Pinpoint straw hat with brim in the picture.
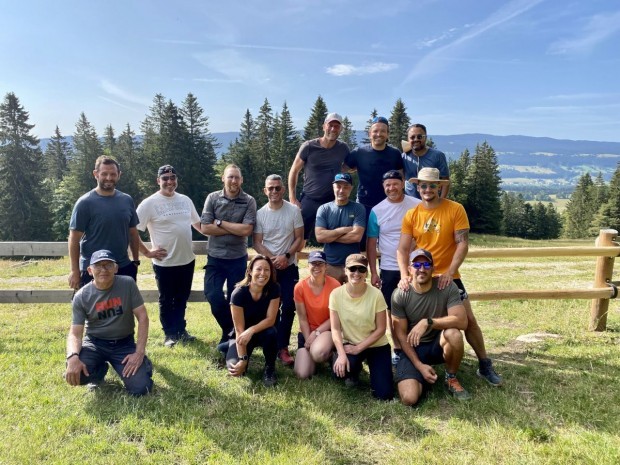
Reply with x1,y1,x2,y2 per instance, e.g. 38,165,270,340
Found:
409,167,450,185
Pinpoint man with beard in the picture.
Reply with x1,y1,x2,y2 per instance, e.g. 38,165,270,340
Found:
288,112,350,247
68,156,140,290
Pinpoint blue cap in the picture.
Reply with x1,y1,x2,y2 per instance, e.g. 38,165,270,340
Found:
372,116,389,127
90,249,117,265
333,173,353,185
308,250,326,263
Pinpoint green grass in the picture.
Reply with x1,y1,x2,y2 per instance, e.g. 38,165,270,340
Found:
1,236,619,464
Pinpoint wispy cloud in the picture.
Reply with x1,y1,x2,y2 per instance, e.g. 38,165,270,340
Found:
99,79,151,106
98,96,142,112
232,43,401,57
326,62,399,76
546,92,620,101
401,0,544,83
152,38,203,45
193,49,272,86
548,11,620,55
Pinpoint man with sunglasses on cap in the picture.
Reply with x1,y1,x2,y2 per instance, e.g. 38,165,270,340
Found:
366,170,420,365
401,124,450,199
396,167,503,387
344,116,404,251
253,174,304,366
65,249,153,395
136,165,203,348
315,173,366,284
288,112,350,247
391,249,469,404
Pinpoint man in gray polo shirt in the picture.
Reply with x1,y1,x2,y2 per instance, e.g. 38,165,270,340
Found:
201,164,257,345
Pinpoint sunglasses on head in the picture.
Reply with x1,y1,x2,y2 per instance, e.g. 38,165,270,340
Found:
411,261,432,269
160,175,177,182
347,265,367,273
266,186,282,192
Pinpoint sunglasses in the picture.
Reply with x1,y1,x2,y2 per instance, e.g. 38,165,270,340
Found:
411,261,432,269
409,134,426,140
160,175,177,182
266,186,282,192
347,265,367,274
418,183,438,190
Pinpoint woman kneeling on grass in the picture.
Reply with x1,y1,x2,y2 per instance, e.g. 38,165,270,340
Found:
226,254,281,387
329,254,394,400
293,250,342,379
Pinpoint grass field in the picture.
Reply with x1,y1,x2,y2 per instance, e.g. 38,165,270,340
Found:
1,235,619,464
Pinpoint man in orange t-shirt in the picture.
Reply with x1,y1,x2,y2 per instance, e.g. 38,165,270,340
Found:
396,168,502,387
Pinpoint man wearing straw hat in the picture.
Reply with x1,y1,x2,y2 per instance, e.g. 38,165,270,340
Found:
396,167,503,387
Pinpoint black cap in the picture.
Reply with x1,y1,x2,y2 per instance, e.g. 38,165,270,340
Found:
158,165,176,176
382,170,403,181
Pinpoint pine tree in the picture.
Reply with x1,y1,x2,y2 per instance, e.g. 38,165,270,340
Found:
102,124,116,158
44,126,71,184
180,93,220,207
253,98,274,184
140,94,168,179
501,192,525,237
544,202,563,239
115,124,142,202
590,163,620,233
0,92,51,240
563,173,595,238
271,102,301,181
463,142,502,234
303,95,328,140
388,98,411,148
340,116,357,150
223,110,259,200
447,149,470,206
361,109,378,145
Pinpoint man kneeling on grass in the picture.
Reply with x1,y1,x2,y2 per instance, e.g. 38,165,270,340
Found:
64,250,153,395
391,249,469,405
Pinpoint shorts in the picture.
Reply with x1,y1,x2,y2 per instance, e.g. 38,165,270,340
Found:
453,278,469,301
395,331,445,384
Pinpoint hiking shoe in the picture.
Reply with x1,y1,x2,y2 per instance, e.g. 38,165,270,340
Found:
262,366,277,387
477,358,503,386
86,382,100,392
445,375,471,401
179,330,197,344
164,336,177,348
277,348,294,366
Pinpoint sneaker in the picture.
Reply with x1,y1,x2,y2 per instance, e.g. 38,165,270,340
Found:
262,366,277,387
277,348,294,366
179,330,196,344
86,382,100,392
164,336,177,348
391,350,401,367
445,375,471,401
477,358,503,387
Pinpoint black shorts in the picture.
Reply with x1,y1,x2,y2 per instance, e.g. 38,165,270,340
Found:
452,278,469,301
395,332,445,384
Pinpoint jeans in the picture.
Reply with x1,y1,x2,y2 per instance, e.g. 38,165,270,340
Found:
380,269,401,310
225,326,278,369
339,343,394,400
275,264,299,350
153,260,195,337
80,262,138,288
300,193,332,241
78,335,153,396
204,254,248,343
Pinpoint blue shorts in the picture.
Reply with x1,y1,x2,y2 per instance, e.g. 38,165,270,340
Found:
395,331,445,384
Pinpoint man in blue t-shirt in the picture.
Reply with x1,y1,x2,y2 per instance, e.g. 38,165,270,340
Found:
315,173,366,283
68,156,141,290
401,123,450,199
345,116,403,250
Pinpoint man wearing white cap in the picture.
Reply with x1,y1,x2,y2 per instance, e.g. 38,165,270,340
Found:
288,112,350,246
396,167,503,387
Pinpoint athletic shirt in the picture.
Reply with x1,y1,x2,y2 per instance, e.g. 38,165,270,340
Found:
298,138,350,201
294,276,341,331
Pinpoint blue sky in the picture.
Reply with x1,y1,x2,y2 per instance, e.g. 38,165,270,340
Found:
2,0,619,142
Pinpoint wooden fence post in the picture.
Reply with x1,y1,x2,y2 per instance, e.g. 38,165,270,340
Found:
589,229,618,331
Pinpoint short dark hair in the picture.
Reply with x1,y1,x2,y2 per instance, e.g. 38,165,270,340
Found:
95,156,120,172
407,123,427,134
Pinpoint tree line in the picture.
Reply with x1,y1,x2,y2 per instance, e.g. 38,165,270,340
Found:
1,91,618,243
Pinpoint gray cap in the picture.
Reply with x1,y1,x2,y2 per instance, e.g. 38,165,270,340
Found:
410,248,433,264
324,112,343,124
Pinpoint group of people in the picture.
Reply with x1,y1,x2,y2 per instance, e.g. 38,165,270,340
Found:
64,112,502,405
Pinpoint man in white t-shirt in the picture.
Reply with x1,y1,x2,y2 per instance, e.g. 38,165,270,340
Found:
136,165,203,347
366,170,421,364
253,174,304,366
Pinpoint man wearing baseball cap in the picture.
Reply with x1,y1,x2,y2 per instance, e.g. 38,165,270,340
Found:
391,249,469,404
136,165,204,348
397,167,503,387
288,112,350,247
315,173,366,283
64,249,153,395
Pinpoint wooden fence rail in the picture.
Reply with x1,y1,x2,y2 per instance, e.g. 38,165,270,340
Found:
1,229,618,330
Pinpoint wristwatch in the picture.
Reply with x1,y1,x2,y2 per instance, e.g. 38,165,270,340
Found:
132,260,141,266
285,252,291,259
66,352,79,360
238,354,249,361
427,317,433,327
215,219,222,227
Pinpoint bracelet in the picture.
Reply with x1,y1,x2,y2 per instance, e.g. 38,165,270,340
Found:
66,352,79,360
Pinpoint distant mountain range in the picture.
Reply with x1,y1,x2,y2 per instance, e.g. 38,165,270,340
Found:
40,132,620,188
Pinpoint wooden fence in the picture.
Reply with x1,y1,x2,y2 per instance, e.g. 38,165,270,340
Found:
1,229,618,330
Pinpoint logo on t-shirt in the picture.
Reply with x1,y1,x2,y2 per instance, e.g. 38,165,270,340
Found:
95,297,124,320
423,218,440,234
